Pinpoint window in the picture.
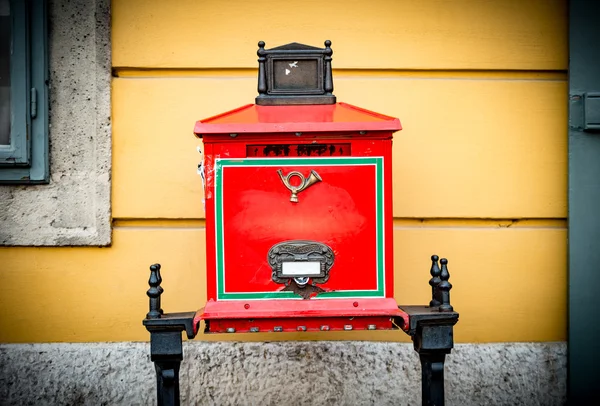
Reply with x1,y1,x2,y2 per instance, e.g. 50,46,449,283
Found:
0,0,48,183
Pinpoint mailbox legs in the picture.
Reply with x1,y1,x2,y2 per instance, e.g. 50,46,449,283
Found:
143,259,458,406
153,357,182,406
399,255,459,406
398,311,458,406
419,352,447,406
143,264,198,406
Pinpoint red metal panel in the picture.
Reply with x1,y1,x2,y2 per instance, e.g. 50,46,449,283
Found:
198,298,409,333
383,140,395,298
194,103,401,136
206,316,398,333
202,136,395,301
196,104,401,332
201,298,404,318
203,142,218,301
199,103,399,328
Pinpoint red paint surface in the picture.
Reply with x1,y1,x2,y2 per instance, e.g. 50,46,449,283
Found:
206,317,397,333
194,103,401,136
198,298,409,333
220,163,379,294
202,298,404,318
198,102,400,319
203,138,395,301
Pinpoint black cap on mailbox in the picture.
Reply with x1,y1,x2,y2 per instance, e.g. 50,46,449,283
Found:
256,40,336,106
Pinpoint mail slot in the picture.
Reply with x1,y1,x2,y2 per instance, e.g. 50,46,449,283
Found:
193,41,406,333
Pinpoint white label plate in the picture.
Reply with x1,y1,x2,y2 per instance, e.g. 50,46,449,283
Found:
281,261,321,276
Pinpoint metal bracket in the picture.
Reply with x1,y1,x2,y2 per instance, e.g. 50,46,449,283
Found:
570,92,600,132
584,92,600,131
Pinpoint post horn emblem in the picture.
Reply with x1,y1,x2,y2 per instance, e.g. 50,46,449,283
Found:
277,169,322,202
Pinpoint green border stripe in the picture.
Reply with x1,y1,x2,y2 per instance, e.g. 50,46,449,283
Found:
215,159,225,297
220,157,380,167
215,157,385,300
376,157,385,291
219,290,384,300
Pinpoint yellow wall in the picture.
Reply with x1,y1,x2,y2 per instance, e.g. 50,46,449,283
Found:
0,0,568,343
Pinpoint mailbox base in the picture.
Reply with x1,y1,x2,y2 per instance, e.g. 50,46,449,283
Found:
143,257,459,406
198,298,409,333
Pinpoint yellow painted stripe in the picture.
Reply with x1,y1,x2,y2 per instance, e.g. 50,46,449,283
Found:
393,218,567,229
112,218,566,229
114,68,258,78
112,77,567,219
393,227,567,343
0,227,565,343
112,0,567,70
113,219,206,228
114,68,567,82
337,70,567,81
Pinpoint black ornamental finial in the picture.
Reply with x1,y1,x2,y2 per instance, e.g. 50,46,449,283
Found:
438,258,453,312
324,40,333,94
146,264,163,319
257,41,267,95
429,255,441,307
155,263,164,314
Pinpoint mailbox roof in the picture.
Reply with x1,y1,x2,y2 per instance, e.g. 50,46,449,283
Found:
194,102,401,137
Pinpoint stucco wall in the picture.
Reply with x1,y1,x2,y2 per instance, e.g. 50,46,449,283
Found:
0,0,111,246
0,0,568,342
0,0,568,345
0,1,570,403
0,342,566,405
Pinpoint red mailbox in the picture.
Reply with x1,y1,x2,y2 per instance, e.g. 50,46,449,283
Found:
144,41,458,406
194,41,406,333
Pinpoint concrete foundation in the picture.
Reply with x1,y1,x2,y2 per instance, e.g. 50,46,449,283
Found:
0,341,566,405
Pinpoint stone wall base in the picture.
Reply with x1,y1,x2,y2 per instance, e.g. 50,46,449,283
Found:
0,341,566,405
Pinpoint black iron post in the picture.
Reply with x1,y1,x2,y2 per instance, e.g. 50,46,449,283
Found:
399,255,459,406
143,264,198,406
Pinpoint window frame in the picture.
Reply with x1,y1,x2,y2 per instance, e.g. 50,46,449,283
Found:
0,0,48,183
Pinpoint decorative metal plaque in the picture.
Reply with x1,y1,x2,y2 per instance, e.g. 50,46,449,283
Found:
268,240,334,285
255,41,336,105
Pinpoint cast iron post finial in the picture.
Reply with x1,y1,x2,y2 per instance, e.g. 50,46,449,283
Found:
429,254,441,307
146,263,163,319
324,40,334,94
257,41,267,95
155,263,164,315
438,258,453,312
